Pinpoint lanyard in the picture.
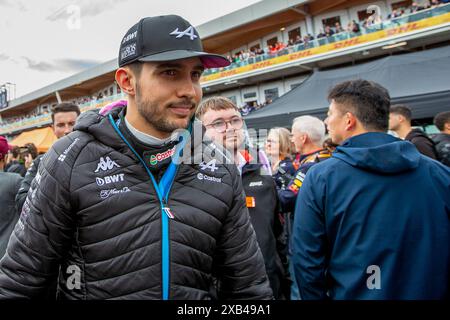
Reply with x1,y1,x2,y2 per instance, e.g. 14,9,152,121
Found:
109,114,189,300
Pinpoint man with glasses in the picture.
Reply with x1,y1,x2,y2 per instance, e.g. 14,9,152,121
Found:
196,96,287,299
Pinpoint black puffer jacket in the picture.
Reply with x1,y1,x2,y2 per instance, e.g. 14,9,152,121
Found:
433,133,450,167
405,128,438,160
241,163,286,299
0,108,272,300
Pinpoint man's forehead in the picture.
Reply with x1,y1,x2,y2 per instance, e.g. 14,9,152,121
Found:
206,109,240,120
151,57,204,69
54,111,78,119
328,100,342,112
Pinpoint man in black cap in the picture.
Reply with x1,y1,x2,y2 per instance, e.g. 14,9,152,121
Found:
0,15,272,300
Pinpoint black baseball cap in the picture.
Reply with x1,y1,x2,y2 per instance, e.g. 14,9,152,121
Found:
118,15,230,69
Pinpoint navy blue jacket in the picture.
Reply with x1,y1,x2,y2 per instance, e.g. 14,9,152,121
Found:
292,132,450,300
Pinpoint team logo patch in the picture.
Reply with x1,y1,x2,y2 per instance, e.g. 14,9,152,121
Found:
100,187,131,200
58,138,80,162
197,172,221,183
169,26,197,40
96,174,125,186
249,181,263,187
149,146,176,166
199,159,218,173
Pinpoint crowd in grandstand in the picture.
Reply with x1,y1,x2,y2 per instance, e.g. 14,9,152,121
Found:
221,0,449,69
0,90,119,131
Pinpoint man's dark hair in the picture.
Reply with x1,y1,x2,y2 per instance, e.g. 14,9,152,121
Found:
51,103,81,123
11,146,20,158
328,79,391,131
390,105,412,122
127,62,143,79
433,111,450,131
23,143,38,159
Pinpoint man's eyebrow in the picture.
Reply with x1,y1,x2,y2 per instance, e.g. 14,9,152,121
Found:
211,116,240,123
155,63,205,72
194,65,205,73
155,63,183,70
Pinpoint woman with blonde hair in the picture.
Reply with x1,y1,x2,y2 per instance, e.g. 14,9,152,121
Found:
265,127,296,190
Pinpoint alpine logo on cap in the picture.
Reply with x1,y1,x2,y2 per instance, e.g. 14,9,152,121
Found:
169,26,197,40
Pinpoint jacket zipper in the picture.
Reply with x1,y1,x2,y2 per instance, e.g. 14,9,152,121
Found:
109,114,179,301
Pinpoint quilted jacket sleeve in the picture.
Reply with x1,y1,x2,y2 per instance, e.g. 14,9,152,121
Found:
15,155,43,214
214,165,273,300
0,138,77,298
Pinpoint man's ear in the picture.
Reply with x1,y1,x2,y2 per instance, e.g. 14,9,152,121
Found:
302,133,308,144
345,112,358,131
115,67,137,96
445,122,450,131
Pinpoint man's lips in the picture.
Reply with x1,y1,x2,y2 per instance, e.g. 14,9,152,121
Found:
169,104,194,116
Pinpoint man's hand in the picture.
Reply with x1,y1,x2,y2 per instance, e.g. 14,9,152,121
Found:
5,151,12,165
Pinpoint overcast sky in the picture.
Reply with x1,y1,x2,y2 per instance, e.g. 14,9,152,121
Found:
0,0,261,98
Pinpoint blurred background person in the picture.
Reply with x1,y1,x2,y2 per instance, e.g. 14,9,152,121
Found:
0,136,23,259
265,127,296,189
4,147,25,176
277,115,331,300
293,79,450,300
5,143,38,177
433,111,450,167
15,103,80,213
265,127,296,298
197,96,287,299
389,105,438,160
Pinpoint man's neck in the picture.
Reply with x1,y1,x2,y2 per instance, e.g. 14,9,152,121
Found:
125,100,171,140
124,117,175,146
395,124,412,139
300,143,323,155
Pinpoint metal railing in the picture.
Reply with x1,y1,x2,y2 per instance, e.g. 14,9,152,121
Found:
202,4,450,77
0,93,126,135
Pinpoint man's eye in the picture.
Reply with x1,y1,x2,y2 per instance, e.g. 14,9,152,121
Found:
163,70,177,76
213,121,225,128
192,71,202,79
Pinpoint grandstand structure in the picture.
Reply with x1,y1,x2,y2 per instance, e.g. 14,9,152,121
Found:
1,0,450,138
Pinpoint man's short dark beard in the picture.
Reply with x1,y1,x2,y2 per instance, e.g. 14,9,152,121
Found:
135,83,191,134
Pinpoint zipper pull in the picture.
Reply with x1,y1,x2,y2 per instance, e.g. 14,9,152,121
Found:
162,206,174,219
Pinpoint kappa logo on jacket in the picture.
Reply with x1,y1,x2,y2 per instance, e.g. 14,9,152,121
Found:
95,156,121,173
